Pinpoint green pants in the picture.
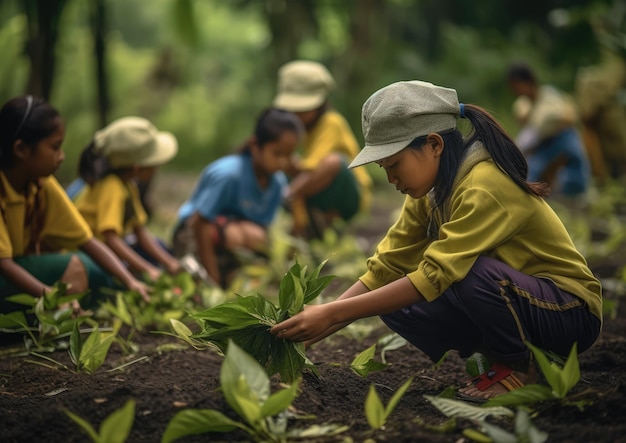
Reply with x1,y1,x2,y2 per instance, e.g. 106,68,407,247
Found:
307,158,360,221
0,252,115,314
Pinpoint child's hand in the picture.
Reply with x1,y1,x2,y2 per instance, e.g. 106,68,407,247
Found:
128,279,151,303
166,260,183,276
270,305,332,342
146,267,162,283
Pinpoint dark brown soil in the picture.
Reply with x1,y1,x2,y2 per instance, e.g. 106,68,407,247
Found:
2,185,626,443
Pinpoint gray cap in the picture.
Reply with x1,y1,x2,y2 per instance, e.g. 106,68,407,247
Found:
349,80,460,168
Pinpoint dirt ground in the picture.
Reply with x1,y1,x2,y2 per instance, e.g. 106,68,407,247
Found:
1,177,626,443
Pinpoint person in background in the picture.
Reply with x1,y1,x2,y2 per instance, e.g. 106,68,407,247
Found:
273,60,372,238
271,80,602,402
172,108,303,288
576,11,626,182
0,96,150,314
74,117,181,283
507,62,591,199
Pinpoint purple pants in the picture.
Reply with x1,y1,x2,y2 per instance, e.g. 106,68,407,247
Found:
380,256,601,367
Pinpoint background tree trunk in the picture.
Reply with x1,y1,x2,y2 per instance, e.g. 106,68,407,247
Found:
91,0,109,127
23,0,68,99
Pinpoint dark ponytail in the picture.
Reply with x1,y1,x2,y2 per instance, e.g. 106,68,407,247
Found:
78,142,111,184
463,104,548,197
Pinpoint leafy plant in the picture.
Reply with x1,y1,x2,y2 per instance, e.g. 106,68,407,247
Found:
65,398,135,443
484,341,584,409
365,377,413,430
2,282,87,351
467,408,548,443
178,259,333,382
424,395,514,422
162,340,348,443
99,272,203,333
69,319,120,374
378,332,408,364
350,343,389,377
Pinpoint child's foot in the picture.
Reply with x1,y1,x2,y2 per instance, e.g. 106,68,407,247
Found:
457,363,537,402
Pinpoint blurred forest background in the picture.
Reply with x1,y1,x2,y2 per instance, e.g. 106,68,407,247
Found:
0,0,619,184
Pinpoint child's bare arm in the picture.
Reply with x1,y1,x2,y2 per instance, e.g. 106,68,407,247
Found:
134,227,181,275
0,257,50,297
101,230,161,282
80,238,151,301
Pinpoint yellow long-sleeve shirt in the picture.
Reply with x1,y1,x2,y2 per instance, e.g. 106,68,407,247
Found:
360,145,602,321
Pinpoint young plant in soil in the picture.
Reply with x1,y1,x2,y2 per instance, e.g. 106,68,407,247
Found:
68,319,120,374
365,377,413,430
99,272,205,334
162,340,348,443
65,398,135,443
0,282,88,351
177,259,333,382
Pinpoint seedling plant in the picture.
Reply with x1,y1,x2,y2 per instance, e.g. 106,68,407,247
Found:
173,259,333,382
162,340,348,443
0,282,88,351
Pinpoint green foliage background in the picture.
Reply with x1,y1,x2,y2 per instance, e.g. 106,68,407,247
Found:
0,0,614,184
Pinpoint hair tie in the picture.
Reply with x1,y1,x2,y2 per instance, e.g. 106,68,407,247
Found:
13,95,34,141
459,103,466,119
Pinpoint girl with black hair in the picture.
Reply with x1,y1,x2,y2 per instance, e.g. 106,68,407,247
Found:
271,80,602,402
0,96,150,314
172,108,303,288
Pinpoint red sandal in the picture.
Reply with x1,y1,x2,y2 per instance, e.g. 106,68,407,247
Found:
457,363,527,403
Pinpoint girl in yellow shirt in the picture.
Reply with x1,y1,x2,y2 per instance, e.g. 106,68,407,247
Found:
0,96,149,314
74,117,181,283
271,80,602,402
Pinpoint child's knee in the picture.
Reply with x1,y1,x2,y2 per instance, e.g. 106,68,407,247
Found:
61,255,89,294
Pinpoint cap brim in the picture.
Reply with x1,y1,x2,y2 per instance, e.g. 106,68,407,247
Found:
140,131,178,167
348,138,413,168
273,93,326,112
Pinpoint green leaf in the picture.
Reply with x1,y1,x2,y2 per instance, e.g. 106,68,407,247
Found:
69,322,83,369
0,311,28,328
99,399,135,443
5,293,36,307
287,423,350,439
260,381,300,418
351,343,376,367
114,293,133,326
65,409,99,442
365,385,386,429
79,329,116,374
350,344,389,377
526,341,579,398
513,408,549,443
170,318,193,338
559,343,581,396
287,274,305,316
161,409,243,443
232,381,263,424
385,377,413,418
465,353,490,378
424,395,514,420
221,341,270,418
278,267,297,315
378,333,407,364
482,384,555,407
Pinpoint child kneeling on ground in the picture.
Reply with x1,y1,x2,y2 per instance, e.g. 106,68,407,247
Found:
0,96,150,315
271,80,602,402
